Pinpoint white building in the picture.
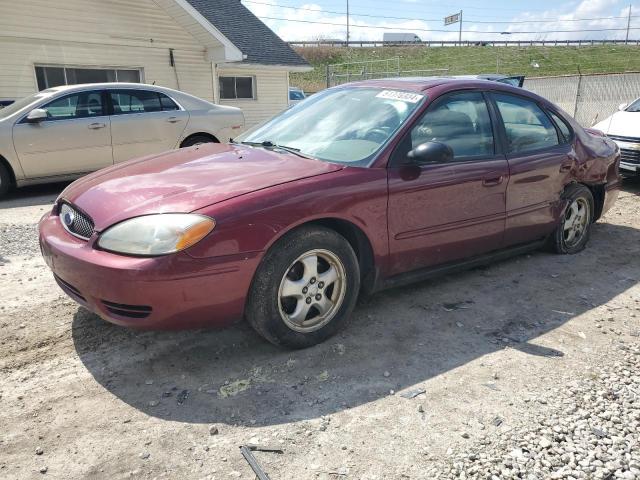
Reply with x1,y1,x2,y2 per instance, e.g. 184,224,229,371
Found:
0,0,311,129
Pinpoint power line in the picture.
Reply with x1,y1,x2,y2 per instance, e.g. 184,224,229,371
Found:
311,0,556,14
257,15,640,34
243,0,636,25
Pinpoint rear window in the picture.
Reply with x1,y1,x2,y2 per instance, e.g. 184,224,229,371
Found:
494,93,560,154
110,90,179,114
547,110,573,142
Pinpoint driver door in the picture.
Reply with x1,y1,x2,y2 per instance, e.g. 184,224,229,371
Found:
387,90,509,275
13,90,113,178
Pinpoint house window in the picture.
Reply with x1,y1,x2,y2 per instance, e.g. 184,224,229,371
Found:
219,76,255,100
35,66,142,91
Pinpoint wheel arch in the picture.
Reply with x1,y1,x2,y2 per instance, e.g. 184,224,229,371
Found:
565,181,605,222
584,183,605,222
0,153,17,188
309,218,377,294
179,132,219,147
261,217,378,295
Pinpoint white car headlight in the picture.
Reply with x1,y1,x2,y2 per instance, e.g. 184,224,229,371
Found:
97,214,215,256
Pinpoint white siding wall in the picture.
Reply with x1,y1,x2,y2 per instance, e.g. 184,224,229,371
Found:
0,0,215,100
217,67,289,129
0,0,294,130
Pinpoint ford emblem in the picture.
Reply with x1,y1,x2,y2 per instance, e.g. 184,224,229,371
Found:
63,209,75,227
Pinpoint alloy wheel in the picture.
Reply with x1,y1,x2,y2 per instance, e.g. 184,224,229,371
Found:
563,197,590,248
277,249,347,333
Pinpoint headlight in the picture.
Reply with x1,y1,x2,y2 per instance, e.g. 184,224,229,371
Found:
97,214,215,256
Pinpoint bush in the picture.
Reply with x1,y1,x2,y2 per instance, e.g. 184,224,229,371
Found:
294,46,343,65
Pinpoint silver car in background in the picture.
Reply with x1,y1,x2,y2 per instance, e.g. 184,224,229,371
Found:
0,83,244,197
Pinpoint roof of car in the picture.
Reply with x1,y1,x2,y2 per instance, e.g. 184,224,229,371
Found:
45,83,175,92
345,77,515,92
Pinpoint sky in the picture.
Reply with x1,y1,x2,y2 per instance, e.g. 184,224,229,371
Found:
241,0,638,42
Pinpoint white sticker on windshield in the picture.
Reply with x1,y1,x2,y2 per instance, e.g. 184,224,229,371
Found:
376,90,424,103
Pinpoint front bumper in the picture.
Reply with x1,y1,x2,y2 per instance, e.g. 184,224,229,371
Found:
620,161,639,175
38,212,261,329
611,138,640,175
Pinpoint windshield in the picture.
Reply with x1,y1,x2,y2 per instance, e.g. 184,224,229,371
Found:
0,90,54,119
237,87,425,165
627,98,640,112
289,90,305,100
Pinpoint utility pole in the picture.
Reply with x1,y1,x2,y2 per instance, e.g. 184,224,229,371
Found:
459,10,463,46
346,0,350,45
626,4,632,45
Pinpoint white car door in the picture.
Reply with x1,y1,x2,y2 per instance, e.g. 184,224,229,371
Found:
108,89,189,163
12,90,113,178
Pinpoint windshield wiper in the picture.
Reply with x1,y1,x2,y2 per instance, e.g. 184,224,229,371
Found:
241,140,313,159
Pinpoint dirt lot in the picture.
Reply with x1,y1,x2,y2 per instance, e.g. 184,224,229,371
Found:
1,180,639,479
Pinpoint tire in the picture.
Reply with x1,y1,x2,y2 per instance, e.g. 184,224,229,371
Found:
0,162,12,198
246,226,360,349
180,135,215,148
549,183,594,254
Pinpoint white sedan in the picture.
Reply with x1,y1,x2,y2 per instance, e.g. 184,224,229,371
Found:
0,83,244,196
593,97,640,176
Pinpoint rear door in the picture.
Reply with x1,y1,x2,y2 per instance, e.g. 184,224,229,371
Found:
108,89,188,163
13,90,112,178
387,90,509,275
489,92,573,246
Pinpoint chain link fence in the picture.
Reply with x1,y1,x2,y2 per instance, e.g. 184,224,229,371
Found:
524,72,640,126
327,57,449,88
327,58,640,127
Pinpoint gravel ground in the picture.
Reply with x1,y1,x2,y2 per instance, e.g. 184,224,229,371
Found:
437,343,640,479
0,179,639,479
0,223,39,257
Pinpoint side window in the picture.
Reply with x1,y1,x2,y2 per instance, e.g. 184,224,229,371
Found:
494,93,560,154
109,90,165,115
409,91,495,161
547,110,572,142
159,94,179,111
42,91,104,120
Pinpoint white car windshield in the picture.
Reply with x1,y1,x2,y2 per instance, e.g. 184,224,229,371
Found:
236,87,425,166
627,98,640,112
0,90,54,119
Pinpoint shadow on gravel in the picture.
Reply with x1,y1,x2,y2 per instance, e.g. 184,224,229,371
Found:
621,175,640,195
71,218,640,427
0,181,69,209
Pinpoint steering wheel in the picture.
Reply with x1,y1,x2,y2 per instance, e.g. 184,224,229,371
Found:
364,128,389,143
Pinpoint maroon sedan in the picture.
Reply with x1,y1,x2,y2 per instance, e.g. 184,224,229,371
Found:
39,78,621,348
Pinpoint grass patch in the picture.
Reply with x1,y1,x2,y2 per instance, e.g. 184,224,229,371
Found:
291,45,640,93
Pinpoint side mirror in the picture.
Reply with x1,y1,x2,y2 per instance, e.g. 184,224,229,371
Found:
407,141,454,165
26,108,48,123
618,103,628,111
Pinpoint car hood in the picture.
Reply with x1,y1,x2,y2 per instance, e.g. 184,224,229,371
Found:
593,111,640,137
60,143,344,231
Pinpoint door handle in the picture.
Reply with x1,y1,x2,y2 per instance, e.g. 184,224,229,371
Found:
166,117,181,123
482,175,504,187
88,122,106,130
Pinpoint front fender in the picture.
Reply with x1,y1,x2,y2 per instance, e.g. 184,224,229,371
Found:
186,167,389,272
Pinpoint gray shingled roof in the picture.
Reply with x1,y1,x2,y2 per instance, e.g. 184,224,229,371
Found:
185,0,310,67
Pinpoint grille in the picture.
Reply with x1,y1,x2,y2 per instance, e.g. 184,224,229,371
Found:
101,300,152,319
59,203,94,240
620,148,640,165
608,134,640,143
